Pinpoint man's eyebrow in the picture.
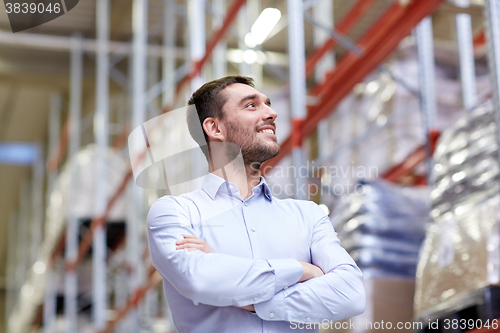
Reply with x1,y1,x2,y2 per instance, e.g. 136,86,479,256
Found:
238,94,258,105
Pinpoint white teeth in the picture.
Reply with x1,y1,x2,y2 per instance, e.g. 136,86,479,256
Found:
259,129,274,134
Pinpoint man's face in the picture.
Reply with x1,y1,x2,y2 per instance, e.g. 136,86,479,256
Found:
219,83,279,165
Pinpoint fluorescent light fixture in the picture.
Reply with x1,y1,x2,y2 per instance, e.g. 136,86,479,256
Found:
244,8,281,48
244,33,257,48
33,261,46,275
243,50,258,64
227,49,267,64
21,284,34,298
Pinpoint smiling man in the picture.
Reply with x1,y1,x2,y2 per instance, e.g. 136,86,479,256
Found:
147,76,365,333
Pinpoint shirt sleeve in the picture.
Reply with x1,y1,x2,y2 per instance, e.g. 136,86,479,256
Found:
147,196,304,307
253,202,366,323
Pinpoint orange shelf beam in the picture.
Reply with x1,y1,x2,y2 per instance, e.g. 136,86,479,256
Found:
263,0,445,174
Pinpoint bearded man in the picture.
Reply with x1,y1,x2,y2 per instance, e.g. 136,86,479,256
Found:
147,76,365,333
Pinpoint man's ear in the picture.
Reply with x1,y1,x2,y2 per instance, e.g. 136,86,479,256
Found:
203,117,224,141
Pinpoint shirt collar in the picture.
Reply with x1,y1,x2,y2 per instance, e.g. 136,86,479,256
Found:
202,173,272,202
258,178,273,201
202,173,226,200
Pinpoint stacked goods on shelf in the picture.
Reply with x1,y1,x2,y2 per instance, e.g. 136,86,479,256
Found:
314,44,492,207
331,180,429,279
44,144,128,258
325,180,429,333
414,102,500,324
7,145,128,333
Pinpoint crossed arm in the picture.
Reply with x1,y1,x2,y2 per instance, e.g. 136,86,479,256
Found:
147,196,365,323
176,234,325,312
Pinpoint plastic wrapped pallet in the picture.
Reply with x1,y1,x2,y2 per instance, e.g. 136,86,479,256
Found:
44,144,128,257
414,102,500,321
317,44,483,206
7,145,128,333
322,180,427,333
331,179,429,279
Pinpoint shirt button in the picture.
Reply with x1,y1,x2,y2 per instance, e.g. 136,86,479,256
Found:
229,185,233,190
251,227,256,232
253,297,258,302
284,286,288,289
269,312,274,318
306,317,311,321
244,201,248,206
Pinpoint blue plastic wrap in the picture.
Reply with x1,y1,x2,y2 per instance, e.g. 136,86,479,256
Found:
331,179,429,278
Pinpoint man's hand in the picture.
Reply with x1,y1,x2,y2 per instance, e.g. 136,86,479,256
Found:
235,262,323,313
176,235,213,253
175,237,321,311
298,261,324,282
236,304,255,312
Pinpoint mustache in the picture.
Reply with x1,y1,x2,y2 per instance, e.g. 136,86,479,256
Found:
256,121,277,130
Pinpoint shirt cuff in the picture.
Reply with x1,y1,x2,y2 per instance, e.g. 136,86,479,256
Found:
266,259,303,293
254,289,286,321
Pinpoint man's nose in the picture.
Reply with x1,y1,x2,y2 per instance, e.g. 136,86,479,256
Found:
263,105,278,121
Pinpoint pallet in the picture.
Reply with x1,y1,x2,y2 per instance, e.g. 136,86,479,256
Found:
417,286,500,333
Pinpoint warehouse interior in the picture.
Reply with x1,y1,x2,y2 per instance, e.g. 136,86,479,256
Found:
1,0,500,332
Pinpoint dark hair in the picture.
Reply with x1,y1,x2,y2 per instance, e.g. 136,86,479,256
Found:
187,76,254,159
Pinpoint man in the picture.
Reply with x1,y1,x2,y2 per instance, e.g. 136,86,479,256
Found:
147,76,365,333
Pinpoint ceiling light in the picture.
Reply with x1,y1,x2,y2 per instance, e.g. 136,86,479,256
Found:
244,8,281,47
33,261,46,275
243,50,258,64
226,49,244,63
21,284,33,298
244,33,257,48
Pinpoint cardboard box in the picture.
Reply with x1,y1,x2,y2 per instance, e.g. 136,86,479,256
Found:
321,278,416,333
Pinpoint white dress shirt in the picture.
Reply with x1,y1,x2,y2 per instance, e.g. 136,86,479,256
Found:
147,173,365,333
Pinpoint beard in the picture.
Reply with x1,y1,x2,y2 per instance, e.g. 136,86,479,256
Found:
224,119,280,167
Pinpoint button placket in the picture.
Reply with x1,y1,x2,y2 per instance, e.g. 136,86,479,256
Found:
240,202,257,259
263,317,274,333
241,199,262,259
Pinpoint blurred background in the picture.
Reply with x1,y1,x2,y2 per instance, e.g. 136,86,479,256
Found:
1,0,499,332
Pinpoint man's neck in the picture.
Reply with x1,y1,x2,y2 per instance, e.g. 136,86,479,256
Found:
207,143,264,199
211,163,262,200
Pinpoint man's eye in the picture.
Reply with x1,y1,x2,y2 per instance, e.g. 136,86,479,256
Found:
247,103,255,108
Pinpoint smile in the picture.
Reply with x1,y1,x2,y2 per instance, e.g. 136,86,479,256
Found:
258,129,275,134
